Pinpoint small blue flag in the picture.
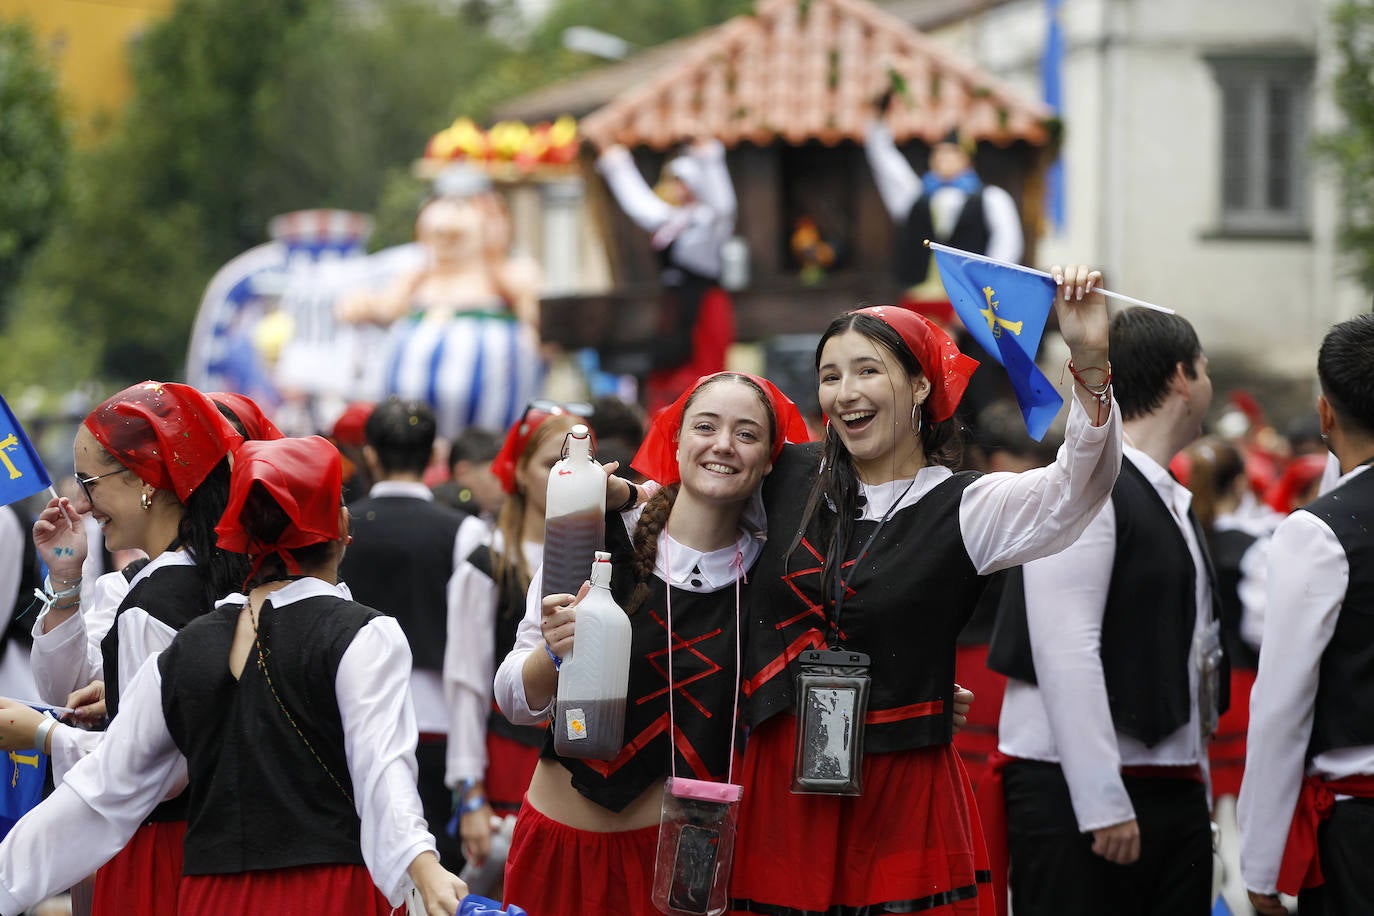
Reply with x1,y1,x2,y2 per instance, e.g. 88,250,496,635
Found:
932,248,1063,440
0,396,51,508
0,735,49,840
460,896,527,916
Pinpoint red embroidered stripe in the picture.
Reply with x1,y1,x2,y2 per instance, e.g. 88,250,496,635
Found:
865,700,943,725
742,629,825,697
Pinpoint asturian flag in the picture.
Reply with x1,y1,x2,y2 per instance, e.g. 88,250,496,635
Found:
0,396,51,508
932,247,1063,440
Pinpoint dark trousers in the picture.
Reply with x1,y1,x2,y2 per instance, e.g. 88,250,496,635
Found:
1003,759,1212,916
416,738,465,870
1296,799,1374,916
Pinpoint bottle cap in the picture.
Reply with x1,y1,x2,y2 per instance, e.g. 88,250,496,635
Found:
595,550,611,562
570,424,589,439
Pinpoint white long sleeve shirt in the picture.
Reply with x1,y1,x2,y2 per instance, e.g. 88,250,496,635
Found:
0,577,435,912
862,120,1023,266
596,140,736,280
999,446,1212,832
1238,463,1374,896
442,514,543,787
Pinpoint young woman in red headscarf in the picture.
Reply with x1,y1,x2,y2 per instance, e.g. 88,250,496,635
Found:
0,381,249,916
441,403,587,892
729,268,1122,916
0,436,469,916
493,372,810,916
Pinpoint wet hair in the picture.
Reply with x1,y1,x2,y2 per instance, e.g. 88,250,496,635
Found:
177,458,252,608
238,480,337,590
1318,314,1374,436
1108,308,1202,421
491,412,583,603
364,397,437,475
783,313,962,584
624,373,776,615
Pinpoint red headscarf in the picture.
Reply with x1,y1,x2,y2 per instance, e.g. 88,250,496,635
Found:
215,437,343,580
491,405,589,495
331,402,374,448
208,392,284,441
632,372,811,486
853,305,979,423
84,381,243,503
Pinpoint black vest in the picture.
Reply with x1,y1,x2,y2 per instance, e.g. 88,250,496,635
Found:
467,543,547,749
896,189,991,287
989,458,1226,747
1211,527,1261,671
160,594,379,875
1304,468,1374,759
744,443,985,753
548,510,745,812
340,495,463,671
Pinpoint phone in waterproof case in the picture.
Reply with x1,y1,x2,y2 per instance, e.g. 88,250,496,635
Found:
791,648,871,795
667,824,721,914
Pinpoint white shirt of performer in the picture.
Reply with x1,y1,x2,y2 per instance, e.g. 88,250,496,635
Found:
1237,463,1374,896
999,445,1214,833
0,578,435,913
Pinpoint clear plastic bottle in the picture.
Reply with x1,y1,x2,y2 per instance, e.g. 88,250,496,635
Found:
541,423,606,601
554,551,632,760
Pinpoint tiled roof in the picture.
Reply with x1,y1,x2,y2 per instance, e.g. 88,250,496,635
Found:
575,0,1052,151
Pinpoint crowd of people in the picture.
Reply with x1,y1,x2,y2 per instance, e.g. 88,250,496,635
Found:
0,125,1368,916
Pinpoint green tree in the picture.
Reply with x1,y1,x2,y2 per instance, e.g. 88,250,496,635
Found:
0,20,66,321
1319,2,1374,293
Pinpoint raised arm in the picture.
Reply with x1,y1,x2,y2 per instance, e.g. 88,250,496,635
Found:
862,120,921,222
597,145,675,233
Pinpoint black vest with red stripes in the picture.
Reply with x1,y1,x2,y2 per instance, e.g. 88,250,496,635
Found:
743,443,985,754
466,543,547,749
161,594,379,875
988,457,1227,747
340,494,463,671
1304,467,1374,759
548,510,745,812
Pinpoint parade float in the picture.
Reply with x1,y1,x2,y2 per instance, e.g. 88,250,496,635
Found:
186,117,581,438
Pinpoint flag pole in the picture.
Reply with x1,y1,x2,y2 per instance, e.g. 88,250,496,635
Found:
924,240,1176,315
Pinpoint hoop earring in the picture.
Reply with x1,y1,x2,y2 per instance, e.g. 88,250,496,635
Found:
140,490,153,511
910,404,923,438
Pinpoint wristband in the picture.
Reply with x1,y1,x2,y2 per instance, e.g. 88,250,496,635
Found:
612,481,640,514
545,641,563,670
34,715,59,752
459,793,488,815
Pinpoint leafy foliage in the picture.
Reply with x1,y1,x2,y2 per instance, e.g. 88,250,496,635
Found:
1318,2,1374,292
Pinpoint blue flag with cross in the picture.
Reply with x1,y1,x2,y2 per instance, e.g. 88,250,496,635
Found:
931,246,1064,441
0,395,52,508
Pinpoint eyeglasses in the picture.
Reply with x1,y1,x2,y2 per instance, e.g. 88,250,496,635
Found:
74,467,129,502
517,399,593,435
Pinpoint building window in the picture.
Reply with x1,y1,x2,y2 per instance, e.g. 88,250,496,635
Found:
1208,55,1313,235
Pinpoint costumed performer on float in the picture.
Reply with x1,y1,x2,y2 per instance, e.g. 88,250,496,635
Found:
336,165,544,440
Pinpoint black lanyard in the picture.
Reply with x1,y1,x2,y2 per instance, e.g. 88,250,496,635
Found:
828,477,917,646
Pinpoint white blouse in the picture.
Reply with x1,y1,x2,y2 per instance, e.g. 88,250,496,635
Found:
0,578,436,912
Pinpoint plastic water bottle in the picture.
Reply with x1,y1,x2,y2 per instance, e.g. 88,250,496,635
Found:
541,424,605,600
554,551,632,760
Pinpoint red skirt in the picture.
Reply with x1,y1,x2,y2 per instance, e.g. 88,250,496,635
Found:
179,863,391,915
486,732,542,815
503,796,661,916
92,820,186,916
951,644,1007,789
730,714,995,915
1209,667,1256,799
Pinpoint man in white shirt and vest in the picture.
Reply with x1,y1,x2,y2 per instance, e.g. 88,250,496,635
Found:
1238,314,1374,916
987,307,1221,915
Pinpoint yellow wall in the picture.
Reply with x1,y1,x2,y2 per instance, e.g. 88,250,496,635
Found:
0,0,176,143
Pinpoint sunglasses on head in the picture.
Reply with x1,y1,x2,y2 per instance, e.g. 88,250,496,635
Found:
518,399,593,434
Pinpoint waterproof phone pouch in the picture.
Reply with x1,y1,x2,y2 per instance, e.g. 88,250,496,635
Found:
652,777,743,916
1195,619,1224,739
791,648,871,795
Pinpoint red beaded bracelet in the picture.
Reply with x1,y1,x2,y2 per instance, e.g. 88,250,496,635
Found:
1067,359,1113,425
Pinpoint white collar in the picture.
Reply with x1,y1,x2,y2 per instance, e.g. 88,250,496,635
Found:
215,577,352,610
656,529,759,591
368,481,434,501
127,549,195,588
